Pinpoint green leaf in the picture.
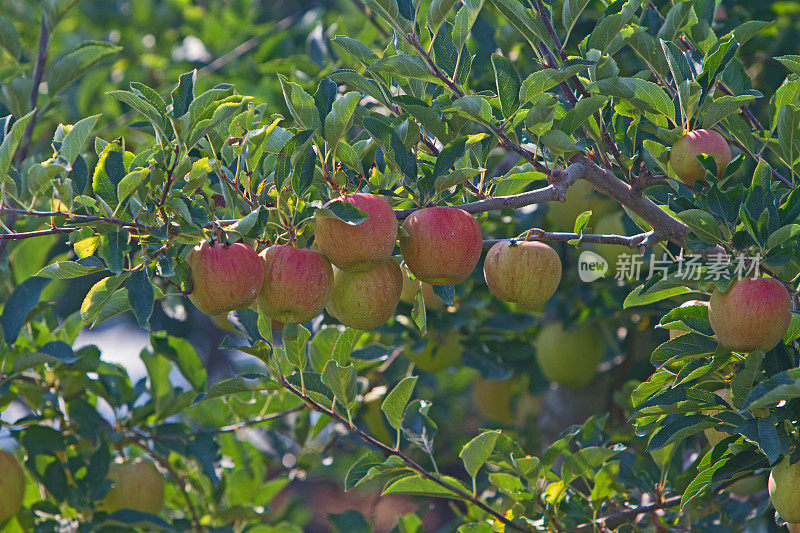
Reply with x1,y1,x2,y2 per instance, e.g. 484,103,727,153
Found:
12,341,81,373
321,359,358,409
98,229,130,275
315,201,370,225
292,145,316,198
345,452,386,491
0,277,50,344
777,104,800,163
562,0,591,42
383,474,470,500
700,93,761,129
434,168,482,193
80,274,131,326
742,368,800,411
460,430,501,479
195,374,279,404
151,332,208,390
60,114,101,165
586,0,640,54
777,55,800,76
519,62,594,107
278,75,320,130
676,209,722,243
127,268,154,330
333,327,363,365
0,15,22,59
767,224,800,250
540,130,579,156
0,110,34,181
657,1,697,42
92,142,125,207
560,95,608,135
284,324,311,370
331,37,379,67
325,92,361,148
452,0,486,52
647,414,717,451
623,285,692,308
170,70,196,118
402,399,437,455
491,54,520,118
47,42,121,97
411,287,426,334
35,257,107,279
381,376,418,430
596,77,675,124
106,90,167,139
368,55,445,87
117,168,150,203
428,0,459,33
446,95,493,123
488,0,550,51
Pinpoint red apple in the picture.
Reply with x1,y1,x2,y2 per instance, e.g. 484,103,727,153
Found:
0,450,25,523
257,245,333,324
709,278,791,352
326,258,402,330
104,458,164,515
483,240,561,306
670,129,732,186
187,241,264,316
314,193,398,270
399,207,483,285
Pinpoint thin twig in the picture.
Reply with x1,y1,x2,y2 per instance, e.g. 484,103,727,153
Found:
569,495,681,532
277,376,530,532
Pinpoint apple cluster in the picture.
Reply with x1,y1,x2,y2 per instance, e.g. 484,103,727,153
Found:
186,192,564,332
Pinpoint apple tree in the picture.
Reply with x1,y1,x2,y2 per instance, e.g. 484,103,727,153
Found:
1,0,800,531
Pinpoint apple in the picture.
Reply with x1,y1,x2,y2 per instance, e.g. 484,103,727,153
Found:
187,241,264,316
104,458,164,515
788,524,800,533
0,450,25,523
726,474,766,497
314,193,398,270
400,207,483,285
670,129,732,186
592,212,632,271
484,240,561,307
407,333,463,372
325,258,403,330
257,245,333,324
472,376,514,423
769,455,800,523
709,277,791,352
534,322,603,388
400,269,447,310
549,179,616,230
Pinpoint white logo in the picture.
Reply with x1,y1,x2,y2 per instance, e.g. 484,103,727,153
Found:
579,251,608,282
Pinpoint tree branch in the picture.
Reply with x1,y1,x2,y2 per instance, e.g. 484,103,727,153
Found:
483,229,655,248
277,376,530,532
0,207,147,229
569,495,681,531
0,227,75,240
17,12,49,164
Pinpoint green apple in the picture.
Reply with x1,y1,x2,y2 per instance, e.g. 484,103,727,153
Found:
400,268,447,310
549,179,615,230
534,322,603,388
104,458,164,515
0,450,25,523
472,376,514,423
407,333,463,372
769,455,800,523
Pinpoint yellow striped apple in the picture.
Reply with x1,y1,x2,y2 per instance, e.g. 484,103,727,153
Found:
400,206,483,285
314,193,398,270
326,258,402,330
187,241,264,316
708,278,791,352
257,245,333,324
670,129,732,186
483,240,561,307
769,455,800,523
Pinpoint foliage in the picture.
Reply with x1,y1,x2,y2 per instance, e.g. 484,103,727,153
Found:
1,0,800,531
